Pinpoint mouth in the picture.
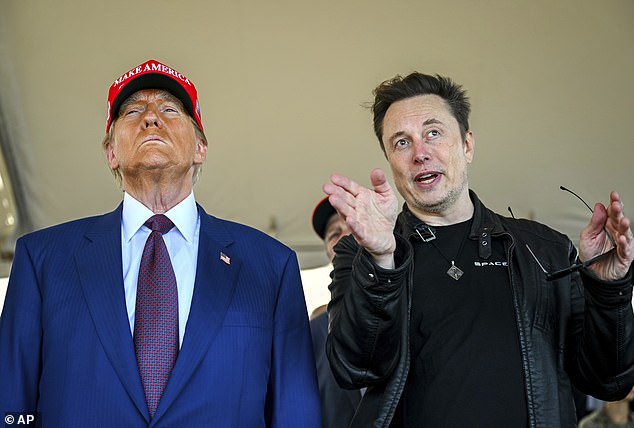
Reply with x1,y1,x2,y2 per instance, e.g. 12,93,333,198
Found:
415,172,440,184
141,135,166,145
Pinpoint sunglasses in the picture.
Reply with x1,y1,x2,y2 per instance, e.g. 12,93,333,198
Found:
511,186,616,281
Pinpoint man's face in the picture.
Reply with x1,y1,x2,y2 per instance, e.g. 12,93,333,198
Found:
105,89,206,185
382,94,474,220
324,213,350,261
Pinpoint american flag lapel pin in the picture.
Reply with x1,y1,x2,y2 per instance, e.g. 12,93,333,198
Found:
220,251,231,265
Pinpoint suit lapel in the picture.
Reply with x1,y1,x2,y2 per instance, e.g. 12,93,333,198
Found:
154,206,241,421
75,205,149,421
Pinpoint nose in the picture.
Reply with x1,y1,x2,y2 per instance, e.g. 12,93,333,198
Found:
413,139,430,164
142,105,162,129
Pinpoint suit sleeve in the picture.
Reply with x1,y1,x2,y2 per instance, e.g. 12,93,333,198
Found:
0,238,42,413
264,250,321,428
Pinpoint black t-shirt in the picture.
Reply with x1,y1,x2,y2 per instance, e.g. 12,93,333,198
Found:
399,219,528,427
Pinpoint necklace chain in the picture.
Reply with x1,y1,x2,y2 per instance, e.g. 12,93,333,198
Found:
415,224,469,281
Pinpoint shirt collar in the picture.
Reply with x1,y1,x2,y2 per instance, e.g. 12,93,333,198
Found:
122,192,198,243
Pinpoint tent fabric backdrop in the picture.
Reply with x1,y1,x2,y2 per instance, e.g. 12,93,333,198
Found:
0,0,632,276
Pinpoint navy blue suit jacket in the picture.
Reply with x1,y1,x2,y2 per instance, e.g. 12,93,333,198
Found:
0,204,321,427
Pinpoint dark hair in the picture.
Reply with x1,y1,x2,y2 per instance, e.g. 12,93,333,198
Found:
372,72,471,153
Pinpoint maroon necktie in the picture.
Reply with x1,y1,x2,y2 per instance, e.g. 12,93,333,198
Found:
133,214,179,418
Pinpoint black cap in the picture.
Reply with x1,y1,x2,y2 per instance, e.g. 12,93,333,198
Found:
311,197,337,240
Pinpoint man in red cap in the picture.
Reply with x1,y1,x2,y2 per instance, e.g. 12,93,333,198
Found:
0,59,321,427
309,196,362,428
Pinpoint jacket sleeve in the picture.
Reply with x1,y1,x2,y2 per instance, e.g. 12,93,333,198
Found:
265,250,322,428
325,234,412,389
566,252,634,401
0,237,42,415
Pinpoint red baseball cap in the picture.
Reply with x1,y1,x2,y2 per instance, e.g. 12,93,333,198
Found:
105,59,203,133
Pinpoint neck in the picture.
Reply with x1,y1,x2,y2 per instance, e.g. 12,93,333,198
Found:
408,191,474,226
123,174,193,213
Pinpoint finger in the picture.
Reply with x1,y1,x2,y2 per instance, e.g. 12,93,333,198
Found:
616,229,634,262
323,178,360,208
370,168,391,194
322,181,337,196
604,193,628,241
608,191,625,220
617,216,633,242
586,204,608,236
323,189,357,219
330,174,364,197
329,198,354,221
607,207,633,263
323,181,350,199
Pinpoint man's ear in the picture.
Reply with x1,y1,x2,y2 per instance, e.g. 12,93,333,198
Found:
104,139,119,170
194,136,207,165
464,131,475,163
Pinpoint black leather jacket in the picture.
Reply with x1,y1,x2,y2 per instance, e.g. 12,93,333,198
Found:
326,191,634,428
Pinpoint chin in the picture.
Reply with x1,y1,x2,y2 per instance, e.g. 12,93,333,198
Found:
410,194,450,214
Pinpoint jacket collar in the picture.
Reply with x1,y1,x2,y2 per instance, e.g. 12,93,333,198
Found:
396,190,503,237
395,190,505,259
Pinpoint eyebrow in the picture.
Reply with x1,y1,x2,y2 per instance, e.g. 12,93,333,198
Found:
386,118,445,143
118,91,184,116
422,118,444,127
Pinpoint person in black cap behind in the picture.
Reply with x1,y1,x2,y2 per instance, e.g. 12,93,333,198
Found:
0,59,321,427
310,197,362,428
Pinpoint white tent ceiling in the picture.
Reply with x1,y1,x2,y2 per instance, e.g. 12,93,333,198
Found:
1,0,633,278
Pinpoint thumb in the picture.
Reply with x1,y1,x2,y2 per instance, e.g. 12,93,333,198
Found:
370,168,391,194
587,203,608,234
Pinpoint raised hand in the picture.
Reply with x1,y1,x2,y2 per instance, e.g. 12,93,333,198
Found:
579,191,634,281
323,169,399,269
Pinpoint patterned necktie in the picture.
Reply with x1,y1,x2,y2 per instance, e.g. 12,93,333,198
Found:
133,214,179,418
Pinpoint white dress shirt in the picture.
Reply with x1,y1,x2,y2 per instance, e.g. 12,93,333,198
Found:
121,192,200,348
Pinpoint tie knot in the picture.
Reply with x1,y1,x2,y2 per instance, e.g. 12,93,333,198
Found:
144,214,175,235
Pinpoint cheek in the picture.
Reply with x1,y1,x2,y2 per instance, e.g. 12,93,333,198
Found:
326,243,336,260
451,152,469,170
389,163,411,190
387,155,409,177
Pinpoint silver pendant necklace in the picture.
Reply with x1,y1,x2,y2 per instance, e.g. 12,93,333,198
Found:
415,224,468,281
446,262,464,281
